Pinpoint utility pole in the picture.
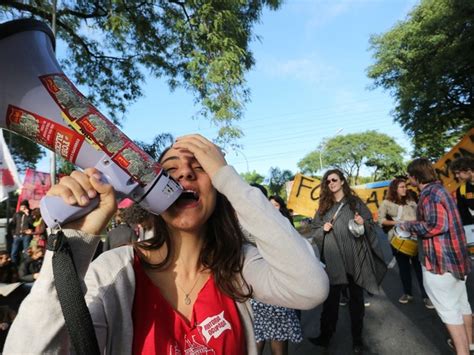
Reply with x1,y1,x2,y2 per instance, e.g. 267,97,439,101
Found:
50,0,58,184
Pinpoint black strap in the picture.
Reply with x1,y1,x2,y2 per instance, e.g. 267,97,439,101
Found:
48,231,100,355
320,231,327,264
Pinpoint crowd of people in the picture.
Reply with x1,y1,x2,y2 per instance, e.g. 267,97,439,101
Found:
0,136,472,354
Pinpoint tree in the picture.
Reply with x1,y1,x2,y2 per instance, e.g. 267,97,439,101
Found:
367,0,474,160
240,170,264,185
266,167,293,196
1,0,281,144
135,133,174,161
3,131,45,173
297,131,405,184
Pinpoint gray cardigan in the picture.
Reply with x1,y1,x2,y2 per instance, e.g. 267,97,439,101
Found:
4,166,329,354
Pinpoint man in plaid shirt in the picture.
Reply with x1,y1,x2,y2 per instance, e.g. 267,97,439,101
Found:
400,158,472,355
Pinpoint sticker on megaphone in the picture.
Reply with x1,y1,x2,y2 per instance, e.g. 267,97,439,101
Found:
0,19,182,228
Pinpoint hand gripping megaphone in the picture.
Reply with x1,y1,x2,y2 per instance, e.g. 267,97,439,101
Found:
0,19,182,228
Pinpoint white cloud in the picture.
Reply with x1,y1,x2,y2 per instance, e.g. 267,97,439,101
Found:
259,55,339,84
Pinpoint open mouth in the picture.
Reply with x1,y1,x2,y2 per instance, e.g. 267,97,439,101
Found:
179,190,199,201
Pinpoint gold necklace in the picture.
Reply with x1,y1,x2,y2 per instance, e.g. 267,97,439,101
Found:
177,273,202,305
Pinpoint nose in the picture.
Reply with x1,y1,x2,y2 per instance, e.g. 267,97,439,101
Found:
175,164,196,181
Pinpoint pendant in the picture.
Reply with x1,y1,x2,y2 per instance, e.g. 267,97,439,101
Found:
184,295,191,305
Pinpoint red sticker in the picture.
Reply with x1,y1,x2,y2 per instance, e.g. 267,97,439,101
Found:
40,74,91,121
6,105,84,163
113,142,162,186
76,111,129,156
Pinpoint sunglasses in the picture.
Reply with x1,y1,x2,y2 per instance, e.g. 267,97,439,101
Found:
326,178,340,184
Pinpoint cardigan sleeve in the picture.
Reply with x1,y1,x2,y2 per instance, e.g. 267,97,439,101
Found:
4,230,102,354
212,166,329,310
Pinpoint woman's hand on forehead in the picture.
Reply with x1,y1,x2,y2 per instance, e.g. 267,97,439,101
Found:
173,134,227,179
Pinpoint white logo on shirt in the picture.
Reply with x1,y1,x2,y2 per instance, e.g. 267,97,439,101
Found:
184,335,215,354
197,311,232,343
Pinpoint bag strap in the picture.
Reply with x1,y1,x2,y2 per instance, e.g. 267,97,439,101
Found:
320,202,345,263
48,231,100,355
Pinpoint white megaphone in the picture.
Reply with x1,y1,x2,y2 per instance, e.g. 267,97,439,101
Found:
0,19,182,228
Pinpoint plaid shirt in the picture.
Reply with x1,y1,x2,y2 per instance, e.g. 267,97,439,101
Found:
404,181,471,279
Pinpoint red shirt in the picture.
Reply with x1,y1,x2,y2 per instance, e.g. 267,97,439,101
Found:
132,255,245,354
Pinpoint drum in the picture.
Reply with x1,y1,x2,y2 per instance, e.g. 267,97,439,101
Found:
390,227,418,257
390,236,418,256
464,224,474,257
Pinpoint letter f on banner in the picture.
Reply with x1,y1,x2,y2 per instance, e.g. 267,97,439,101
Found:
0,129,21,202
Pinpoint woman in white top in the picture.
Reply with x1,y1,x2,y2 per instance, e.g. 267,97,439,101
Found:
378,178,433,309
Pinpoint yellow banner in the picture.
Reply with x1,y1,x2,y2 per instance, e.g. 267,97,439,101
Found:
287,174,390,218
433,127,474,193
288,127,474,219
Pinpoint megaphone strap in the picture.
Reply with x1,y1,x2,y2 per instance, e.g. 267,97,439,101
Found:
49,230,101,355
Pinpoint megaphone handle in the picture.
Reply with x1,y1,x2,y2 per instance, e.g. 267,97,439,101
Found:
40,195,99,229
40,155,143,229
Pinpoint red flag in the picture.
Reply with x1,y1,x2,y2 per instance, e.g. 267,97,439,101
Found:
16,168,51,211
0,129,21,202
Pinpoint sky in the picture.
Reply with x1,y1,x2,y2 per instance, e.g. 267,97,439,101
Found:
37,0,420,179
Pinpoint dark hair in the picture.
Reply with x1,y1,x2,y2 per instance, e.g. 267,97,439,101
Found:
31,208,41,220
250,183,268,198
386,178,408,205
407,158,437,184
135,147,252,301
122,204,151,225
406,189,418,203
19,200,29,208
318,169,359,216
450,157,474,172
269,195,294,226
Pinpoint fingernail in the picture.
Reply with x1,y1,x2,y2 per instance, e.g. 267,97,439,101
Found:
68,196,77,204
81,196,89,205
92,173,102,180
88,190,97,198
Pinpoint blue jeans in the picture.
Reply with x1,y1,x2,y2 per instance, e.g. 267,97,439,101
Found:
11,235,32,265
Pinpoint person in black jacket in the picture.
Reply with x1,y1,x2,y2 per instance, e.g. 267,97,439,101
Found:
9,200,33,266
450,157,474,227
103,209,137,251
18,247,44,283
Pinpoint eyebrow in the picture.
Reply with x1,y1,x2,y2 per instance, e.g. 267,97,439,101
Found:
160,156,179,165
160,155,198,165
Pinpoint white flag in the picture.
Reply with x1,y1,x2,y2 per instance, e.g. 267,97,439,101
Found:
0,129,21,202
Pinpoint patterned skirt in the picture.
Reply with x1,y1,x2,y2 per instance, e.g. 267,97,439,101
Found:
250,299,303,343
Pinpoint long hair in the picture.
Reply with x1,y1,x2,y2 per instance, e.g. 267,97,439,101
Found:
269,195,294,226
318,169,359,216
407,158,437,184
134,149,252,301
386,178,408,205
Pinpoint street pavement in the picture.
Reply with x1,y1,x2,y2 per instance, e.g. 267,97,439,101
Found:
262,229,474,355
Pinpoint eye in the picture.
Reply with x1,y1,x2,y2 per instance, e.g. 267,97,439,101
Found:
163,167,176,174
193,165,204,171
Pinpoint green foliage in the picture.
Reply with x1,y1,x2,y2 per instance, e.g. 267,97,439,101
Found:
1,0,282,144
266,167,293,196
135,133,174,161
367,0,474,160
57,156,76,178
240,170,264,185
297,130,405,184
3,131,45,173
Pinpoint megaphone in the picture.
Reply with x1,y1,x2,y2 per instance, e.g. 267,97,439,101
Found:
0,19,182,228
